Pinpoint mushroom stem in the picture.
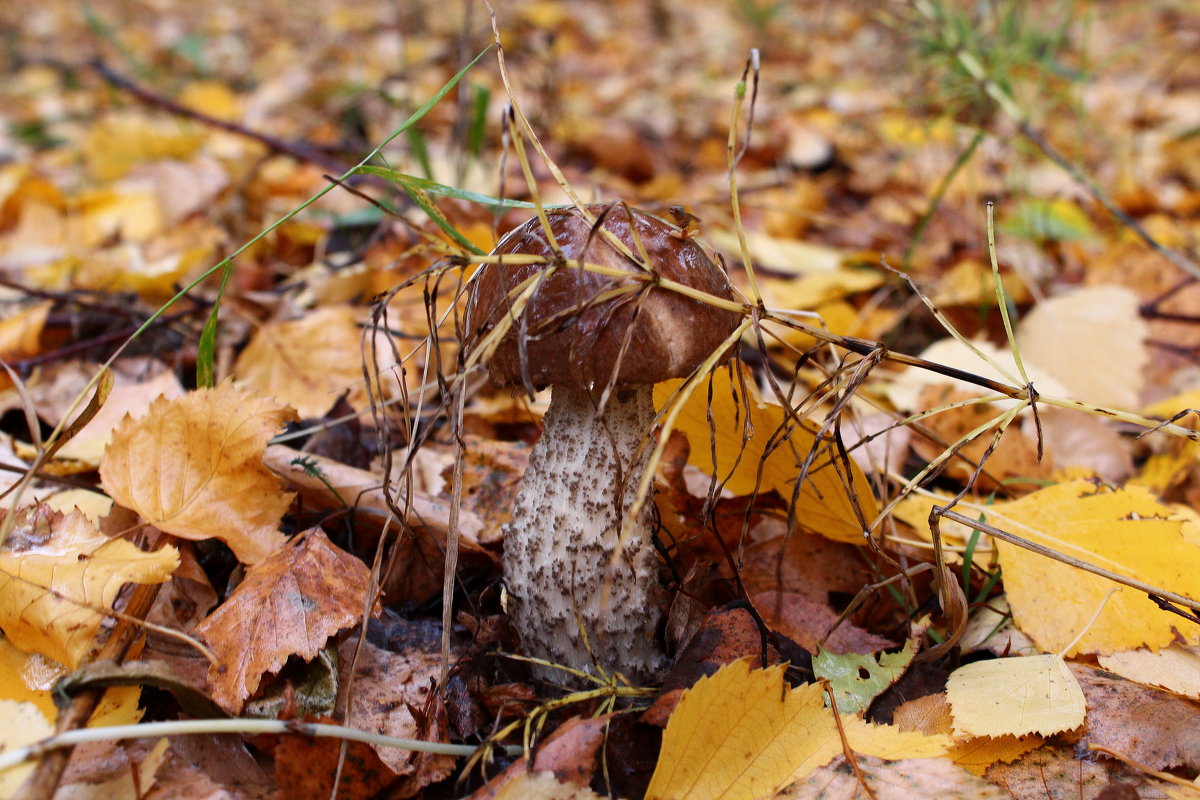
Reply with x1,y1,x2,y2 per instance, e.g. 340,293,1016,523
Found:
503,383,667,684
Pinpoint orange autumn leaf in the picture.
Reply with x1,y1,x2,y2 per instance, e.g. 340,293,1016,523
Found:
0,504,178,668
194,528,373,713
986,480,1200,655
100,382,296,564
233,306,413,419
655,364,876,544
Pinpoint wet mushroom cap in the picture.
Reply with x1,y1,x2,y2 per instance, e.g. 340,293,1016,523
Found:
465,205,742,390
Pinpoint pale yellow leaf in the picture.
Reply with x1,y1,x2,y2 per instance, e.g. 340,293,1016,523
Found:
1098,646,1200,700
986,480,1200,654
0,504,178,668
54,368,185,464
0,699,53,796
100,382,296,564
946,655,1086,737
646,660,841,800
1016,285,1147,410
840,717,950,759
655,364,877,543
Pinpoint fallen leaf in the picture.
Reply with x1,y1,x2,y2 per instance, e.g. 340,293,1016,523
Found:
986,480,1200,655
947,734,1044,777
234,306,411,418
646,660,842,800
194,528,373,713
0,699,53,796
1098,645,1200,700
475,715,610,799
777,755,1009,800
0,503,178,668
274,718,394,800
753,590,894,655
813,639,916,715
100,381,297,564
655,364,877,544
491,772,606,800
946,655,1086,738
1016,285,1147,410
1071,663,1200,771
646,658,948,800
335,639,455,790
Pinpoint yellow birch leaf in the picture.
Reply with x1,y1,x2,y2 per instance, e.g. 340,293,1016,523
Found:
0,504,178,668
986,480,1200,655
100,382,296,564
646,659,948,800
646,660,841,800
946,655,1086,738
1098,646,1200,700
655,364,877,543
839,717,951,759
0,700,53,796
948,734,1044,776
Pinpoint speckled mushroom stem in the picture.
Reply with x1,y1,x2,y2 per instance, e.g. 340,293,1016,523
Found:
502,383,667,685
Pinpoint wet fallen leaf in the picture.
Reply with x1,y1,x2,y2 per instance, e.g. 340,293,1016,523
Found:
101,381,297,564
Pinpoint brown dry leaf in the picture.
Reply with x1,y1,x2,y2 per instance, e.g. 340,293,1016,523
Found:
100,381,297,564
0,299,50,362
655,364,877,544
986,480,1200,655
475,715,609,799
1071,663,1200,771
336,639,455,792
910,385,1052,491
987,744,1177,800
777,755,1008,800
0,503,178,668
753,590,894,655
53,737,169,800
54,366,185,464
945,655,1086,738
194,528,372,713
274,718,394,800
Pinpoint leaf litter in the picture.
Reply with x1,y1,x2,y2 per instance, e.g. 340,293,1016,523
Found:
0,1,1198,799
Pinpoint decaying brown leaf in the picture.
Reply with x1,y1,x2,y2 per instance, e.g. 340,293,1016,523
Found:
195,528,373,713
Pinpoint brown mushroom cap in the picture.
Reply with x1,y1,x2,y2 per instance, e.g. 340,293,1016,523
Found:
465,205,742,389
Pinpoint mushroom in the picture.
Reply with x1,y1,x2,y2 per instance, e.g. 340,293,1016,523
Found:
464,204,741,683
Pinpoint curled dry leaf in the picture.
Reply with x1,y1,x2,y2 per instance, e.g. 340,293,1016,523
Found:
194,528,373,713
100,381,297,564
0,503,178,668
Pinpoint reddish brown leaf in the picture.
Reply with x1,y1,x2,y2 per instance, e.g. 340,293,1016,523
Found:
195,528,373,713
